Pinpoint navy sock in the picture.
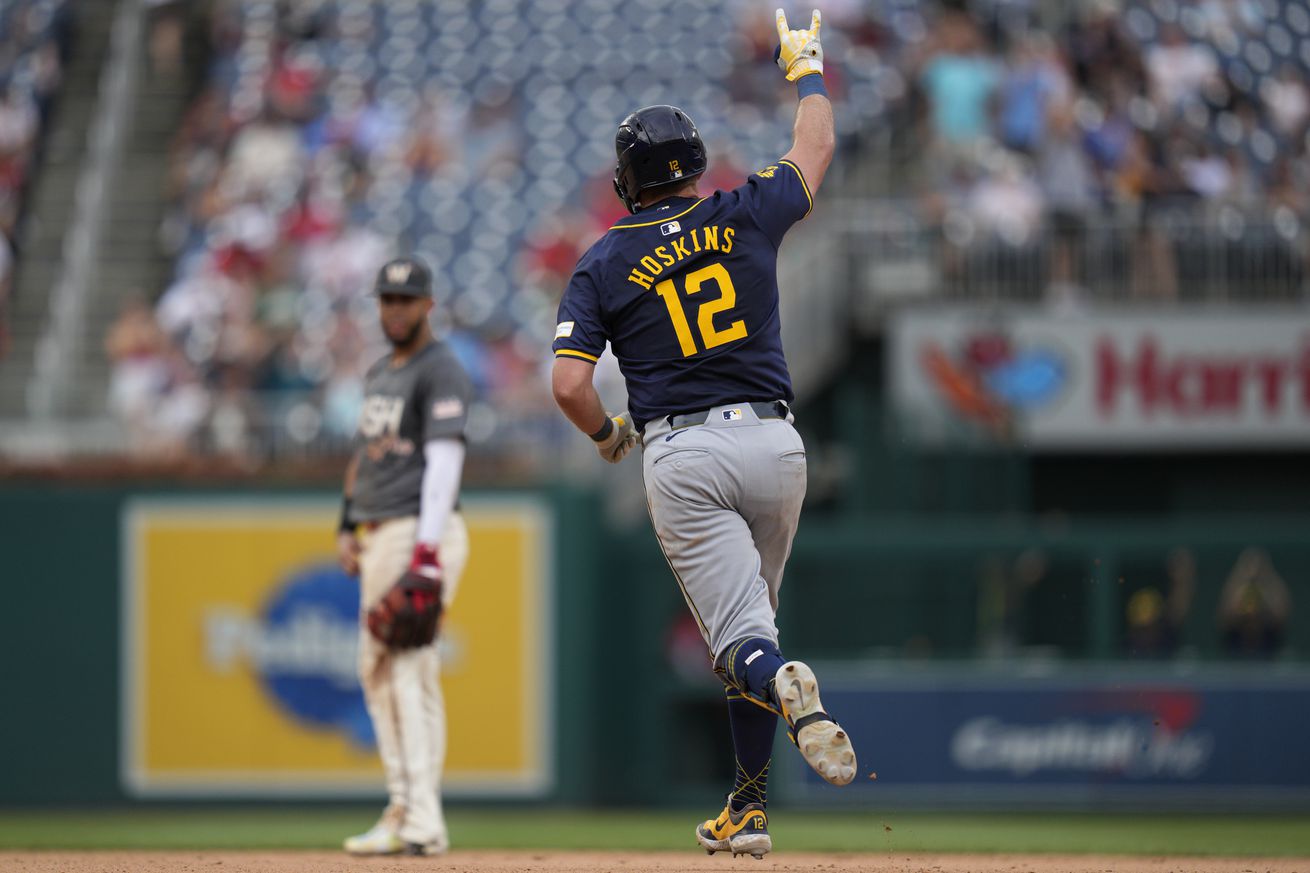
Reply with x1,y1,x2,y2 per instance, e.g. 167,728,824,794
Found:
725,687,776,811
721,637,786,706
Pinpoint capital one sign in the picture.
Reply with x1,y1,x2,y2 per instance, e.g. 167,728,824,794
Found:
890,308,1310,449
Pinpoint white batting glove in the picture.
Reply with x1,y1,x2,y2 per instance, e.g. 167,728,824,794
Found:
775,8,823,82
593,411,637,464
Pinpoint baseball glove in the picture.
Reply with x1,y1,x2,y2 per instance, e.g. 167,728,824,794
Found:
366,571,443,649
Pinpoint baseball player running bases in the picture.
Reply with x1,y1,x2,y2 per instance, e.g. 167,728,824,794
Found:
337,257,474,856
552,7,854,860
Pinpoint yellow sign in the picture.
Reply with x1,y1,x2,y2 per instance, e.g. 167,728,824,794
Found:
121,497,552,797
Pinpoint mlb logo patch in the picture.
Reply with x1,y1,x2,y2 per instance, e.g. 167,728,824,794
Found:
432,397,465,420
722,408,743,421
660,221,681,237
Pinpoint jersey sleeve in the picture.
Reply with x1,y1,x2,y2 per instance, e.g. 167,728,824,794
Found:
421,351,473,442
552,259,607,364
738,159,815,248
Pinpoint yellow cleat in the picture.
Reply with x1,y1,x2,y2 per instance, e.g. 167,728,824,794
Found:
695,797,771,859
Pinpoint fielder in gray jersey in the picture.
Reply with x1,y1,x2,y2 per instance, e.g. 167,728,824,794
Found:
336,256,472,857
552,7,854,861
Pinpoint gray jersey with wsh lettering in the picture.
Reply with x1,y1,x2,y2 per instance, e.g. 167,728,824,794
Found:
351,340,472,522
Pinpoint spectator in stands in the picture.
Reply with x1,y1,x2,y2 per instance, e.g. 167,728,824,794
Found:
1145,23,1219,118
0,228,11,359
1262,64,1308,140
967,149,1043,246
222,106,304,197
1036,97,1095,304
0,83,39,220
917,10,1001,161
1218,548,1292,658
0,0,72,362
1064,0,1146,103
145,0,186,77
202,362,261,461
1268,154,1310,218
1124,548,1195,659
997,32,1068,155
1179,139,1233,202
106,295,210,456
1121,128,1183,299
977,547,1048,658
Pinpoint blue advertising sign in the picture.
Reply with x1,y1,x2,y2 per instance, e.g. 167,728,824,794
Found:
794,669,1310,806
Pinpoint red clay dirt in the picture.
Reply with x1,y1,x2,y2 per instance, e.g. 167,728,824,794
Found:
1,851,1306,873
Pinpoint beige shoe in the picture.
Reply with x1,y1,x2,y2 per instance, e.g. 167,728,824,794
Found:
343,806,407,855
775,660,856,785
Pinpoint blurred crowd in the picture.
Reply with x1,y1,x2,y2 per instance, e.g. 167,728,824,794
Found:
899,0,1310,302
100,0,884,459
0,0,69,359
91,0,1310,454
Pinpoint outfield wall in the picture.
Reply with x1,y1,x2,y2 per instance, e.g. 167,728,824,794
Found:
1,485,1307,808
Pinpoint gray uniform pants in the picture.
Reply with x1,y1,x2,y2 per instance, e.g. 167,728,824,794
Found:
641,402,807,661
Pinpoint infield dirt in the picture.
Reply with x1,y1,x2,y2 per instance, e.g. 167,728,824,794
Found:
3,850,1307,872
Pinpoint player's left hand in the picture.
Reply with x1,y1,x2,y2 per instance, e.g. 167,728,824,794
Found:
367,570,444,649
337,530,361,576
775,8,823,82
595,411,637,463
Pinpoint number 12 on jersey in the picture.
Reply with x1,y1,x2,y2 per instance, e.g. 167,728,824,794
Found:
654,262,748,357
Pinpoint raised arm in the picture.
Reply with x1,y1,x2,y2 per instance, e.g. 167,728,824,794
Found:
776,8,835,193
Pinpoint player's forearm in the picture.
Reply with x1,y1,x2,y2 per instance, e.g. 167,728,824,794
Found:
416,439,464,545
552,360,608,435
784,90,834,193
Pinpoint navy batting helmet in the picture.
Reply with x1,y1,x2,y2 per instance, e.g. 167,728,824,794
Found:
613,105,707,214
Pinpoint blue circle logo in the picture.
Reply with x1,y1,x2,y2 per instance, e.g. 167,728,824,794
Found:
256,563,375,749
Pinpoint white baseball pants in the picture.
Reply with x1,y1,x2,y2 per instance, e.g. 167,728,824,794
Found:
357,513,468,849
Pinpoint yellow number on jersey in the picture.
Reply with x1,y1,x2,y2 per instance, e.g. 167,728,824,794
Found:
654,262,748,358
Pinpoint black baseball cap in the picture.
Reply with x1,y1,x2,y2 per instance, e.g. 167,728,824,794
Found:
373,256,433,297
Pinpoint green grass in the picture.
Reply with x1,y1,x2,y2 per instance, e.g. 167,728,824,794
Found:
0,808,1308,856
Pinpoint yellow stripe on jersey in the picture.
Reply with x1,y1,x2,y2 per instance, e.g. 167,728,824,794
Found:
554,348,599,363
610,198,709,230
777,159,813,217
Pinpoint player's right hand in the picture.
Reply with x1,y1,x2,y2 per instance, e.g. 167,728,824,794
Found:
595,411,638,464
337,530,362,576
775,8,823,82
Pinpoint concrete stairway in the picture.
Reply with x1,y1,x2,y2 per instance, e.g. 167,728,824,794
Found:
0,0,193,419
62,35,193,417
0,0,118,417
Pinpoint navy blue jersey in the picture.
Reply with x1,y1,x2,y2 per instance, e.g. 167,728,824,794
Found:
553,159,813,430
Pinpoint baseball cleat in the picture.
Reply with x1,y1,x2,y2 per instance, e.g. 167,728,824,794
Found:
343,822,407,855
695,796,771,859
775,660,856,786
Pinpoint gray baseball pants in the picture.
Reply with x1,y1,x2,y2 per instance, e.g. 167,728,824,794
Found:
640,402,807,661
